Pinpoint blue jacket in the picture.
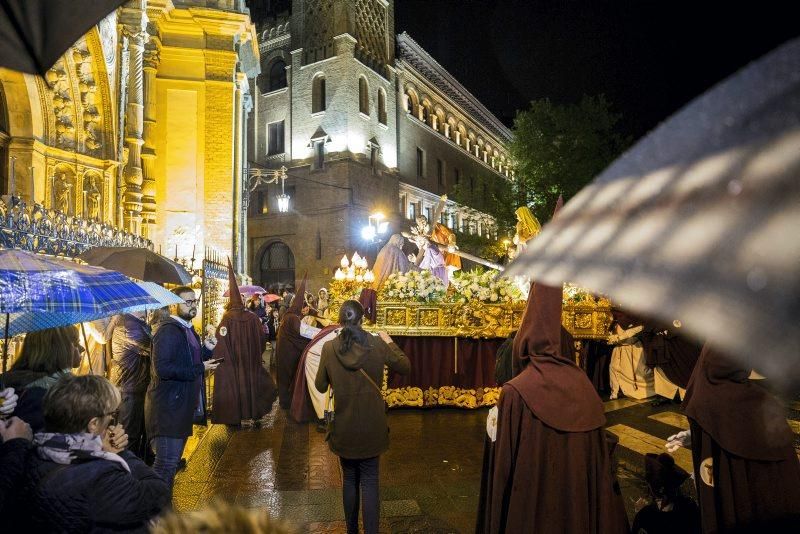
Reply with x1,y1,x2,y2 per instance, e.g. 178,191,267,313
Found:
144,317,212,439
16,449,169,533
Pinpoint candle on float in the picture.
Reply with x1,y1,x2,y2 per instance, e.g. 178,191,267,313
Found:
352,252,361,265
340,255,349,268
355,274,363,283
346,269,355,280
334,268,345,280
364,270,375,283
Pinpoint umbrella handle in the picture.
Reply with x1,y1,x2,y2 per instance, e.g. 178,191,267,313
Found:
2,313,8,374
80,323,95,376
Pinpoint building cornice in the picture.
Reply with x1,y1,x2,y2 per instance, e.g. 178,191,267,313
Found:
396,32,512,143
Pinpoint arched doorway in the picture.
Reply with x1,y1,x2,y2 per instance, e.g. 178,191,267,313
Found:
259,241,295,291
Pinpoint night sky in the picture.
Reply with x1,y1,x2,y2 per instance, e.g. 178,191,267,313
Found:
394,1,799,139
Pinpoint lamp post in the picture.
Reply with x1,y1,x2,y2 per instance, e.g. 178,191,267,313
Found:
361,211,388,243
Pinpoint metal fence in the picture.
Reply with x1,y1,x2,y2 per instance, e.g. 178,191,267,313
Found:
0,195,152,256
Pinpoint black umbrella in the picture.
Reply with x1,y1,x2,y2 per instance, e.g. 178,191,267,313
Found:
505,38,800,382
0,0,125,76
78,247,193,286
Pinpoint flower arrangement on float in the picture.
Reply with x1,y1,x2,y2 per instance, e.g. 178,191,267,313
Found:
329,252,375,302
378,270,447,302
447,269,524,304
562,283,609,305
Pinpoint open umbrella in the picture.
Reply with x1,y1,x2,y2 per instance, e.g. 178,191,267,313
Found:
504,38,800,381
0,249,158,371
4,281,183,337
224,285,267,298
0,0,126,76
78,246,192,285
262,293,281,304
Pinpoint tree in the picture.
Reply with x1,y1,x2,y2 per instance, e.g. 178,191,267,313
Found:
509,95,629,221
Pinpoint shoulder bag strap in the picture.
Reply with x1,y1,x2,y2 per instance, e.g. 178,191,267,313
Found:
358,368,383,397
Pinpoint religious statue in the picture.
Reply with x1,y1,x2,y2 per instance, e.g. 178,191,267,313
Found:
53,172,73,214
401,196,456,286
510,206,541,259
84,175,101,221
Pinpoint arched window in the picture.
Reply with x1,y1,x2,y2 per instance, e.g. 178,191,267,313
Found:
377,88,387,125
358,77,369,115
312,74,326,113
259,241,295,289
268,59,287,91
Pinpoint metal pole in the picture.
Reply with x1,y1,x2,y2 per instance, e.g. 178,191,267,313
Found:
2,313,9,373
80,322,95,375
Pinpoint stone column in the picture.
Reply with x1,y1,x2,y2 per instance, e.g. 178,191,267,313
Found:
119,0,148,235
240,90,253,274
232,72,245,272
141,39,160,239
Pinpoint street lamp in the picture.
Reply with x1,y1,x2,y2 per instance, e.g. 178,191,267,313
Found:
361,211,389,242
245,166,290,213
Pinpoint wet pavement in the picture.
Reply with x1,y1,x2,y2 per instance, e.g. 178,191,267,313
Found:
173,398,800,533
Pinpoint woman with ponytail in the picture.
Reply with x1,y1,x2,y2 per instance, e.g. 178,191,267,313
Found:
315,300,410,534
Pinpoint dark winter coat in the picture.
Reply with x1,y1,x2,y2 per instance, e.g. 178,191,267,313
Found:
2,370,70,433
0,437,29,513
145,317,212,439
16,449,169,533
107,314,152,394
315,334,410,459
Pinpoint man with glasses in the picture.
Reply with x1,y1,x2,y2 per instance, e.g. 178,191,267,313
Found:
145,286,219,493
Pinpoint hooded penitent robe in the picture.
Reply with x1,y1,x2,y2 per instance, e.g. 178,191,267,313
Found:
640,321,702,400
478,196,629,534
683,344,800,532
211,260,277,424
276,273,311,408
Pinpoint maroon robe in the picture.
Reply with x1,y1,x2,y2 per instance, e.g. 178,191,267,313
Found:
276,273,310,408
211,260,277,424
683,344,800,532
480,197,628,533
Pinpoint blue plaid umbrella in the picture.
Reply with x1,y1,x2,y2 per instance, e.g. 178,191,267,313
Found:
0,249,159,371
0,249,157,315
5,281,182,337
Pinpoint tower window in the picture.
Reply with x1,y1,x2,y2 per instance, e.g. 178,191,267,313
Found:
313,140,325,169
453,168,461,186
268,59,287,92
378,88,387,125
312,74,326,113
437,159,444,187
359,77,369,115
267,120,285,155
416,148,425,179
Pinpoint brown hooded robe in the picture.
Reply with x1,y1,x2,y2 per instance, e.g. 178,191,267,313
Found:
479,197,628,534
276,273,311,408
683,344,800,532
211,260,277,424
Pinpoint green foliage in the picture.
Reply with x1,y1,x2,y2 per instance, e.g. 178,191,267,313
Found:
453,230,507,263
449,176,516,236
509,95,630,221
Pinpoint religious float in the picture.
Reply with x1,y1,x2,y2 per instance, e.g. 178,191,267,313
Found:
327,252,613,409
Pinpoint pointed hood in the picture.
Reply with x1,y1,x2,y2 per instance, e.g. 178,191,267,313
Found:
507,197,605,432
226,257,244,311
287,272,308,315
683,343,794,461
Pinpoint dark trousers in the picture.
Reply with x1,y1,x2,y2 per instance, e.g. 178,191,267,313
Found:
151,436,187,493
119,391,146,458
340,456,380,534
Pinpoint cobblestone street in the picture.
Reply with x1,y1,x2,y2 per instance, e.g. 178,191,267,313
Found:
172,395,800,533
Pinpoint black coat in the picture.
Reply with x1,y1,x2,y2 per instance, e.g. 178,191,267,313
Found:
13,449,169,533
145,318,211,440
0,438,29,513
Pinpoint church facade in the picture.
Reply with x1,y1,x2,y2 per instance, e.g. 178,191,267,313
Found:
0,0,259,272
247,0,513,290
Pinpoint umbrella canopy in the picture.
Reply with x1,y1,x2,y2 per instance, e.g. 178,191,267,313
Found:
0,249,158,315
78,247,192,285
5,281,183,336
223,285,268,298
0,0,126,75
262,293,281,304
504,38,800,381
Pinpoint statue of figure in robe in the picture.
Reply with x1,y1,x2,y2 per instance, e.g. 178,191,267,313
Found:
510,207,541,259
53,172,73,214
84,174,101,221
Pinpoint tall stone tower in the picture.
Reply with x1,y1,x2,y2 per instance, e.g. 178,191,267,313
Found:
249,0,402,290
